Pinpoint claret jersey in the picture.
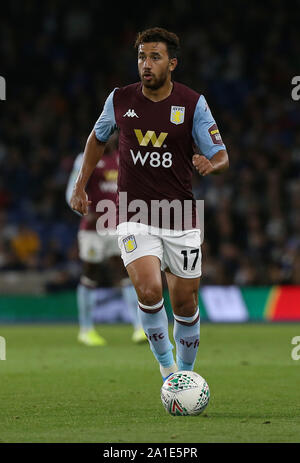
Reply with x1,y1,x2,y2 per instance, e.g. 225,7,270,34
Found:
94,82,226,229
66,150,119,231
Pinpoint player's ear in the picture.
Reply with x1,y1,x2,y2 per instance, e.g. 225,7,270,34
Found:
169,58,177,72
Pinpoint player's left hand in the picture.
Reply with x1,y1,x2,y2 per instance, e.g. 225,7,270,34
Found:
70,186,91,216
192,154,214,176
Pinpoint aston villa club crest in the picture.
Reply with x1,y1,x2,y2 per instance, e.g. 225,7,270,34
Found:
170,106,185,125
87,247,97,258
123,235,137,253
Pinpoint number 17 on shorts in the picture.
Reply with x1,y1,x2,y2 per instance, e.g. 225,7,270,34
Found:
162,230,202,278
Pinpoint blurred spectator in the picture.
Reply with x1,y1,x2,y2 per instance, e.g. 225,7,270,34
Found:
10,223,41,267
291,252,300,285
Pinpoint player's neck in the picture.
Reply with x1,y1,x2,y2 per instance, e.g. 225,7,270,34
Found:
142,80,173,102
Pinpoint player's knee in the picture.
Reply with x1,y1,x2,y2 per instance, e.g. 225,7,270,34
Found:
80,275,99,288
137,284,163,307
172,293,199,317
81,262,109,287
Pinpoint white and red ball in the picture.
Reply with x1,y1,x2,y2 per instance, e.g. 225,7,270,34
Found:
161,371,210,416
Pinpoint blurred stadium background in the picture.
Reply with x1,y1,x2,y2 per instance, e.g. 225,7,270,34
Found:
1,0,300,323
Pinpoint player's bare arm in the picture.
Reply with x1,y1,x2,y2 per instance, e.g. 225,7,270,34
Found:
70,131,106,215
192,149,229,176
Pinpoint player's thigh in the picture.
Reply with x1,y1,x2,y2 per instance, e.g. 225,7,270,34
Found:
165,271,200,317
118,223,163,268
118,226,163,267
102,234,121,260
162,230,202,279
118,227,164,298
162,230,201,317
126,255,163,305
105,254,128,283
81,261,102,284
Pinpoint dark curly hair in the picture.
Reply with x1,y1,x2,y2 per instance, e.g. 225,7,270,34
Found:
134,27,180,59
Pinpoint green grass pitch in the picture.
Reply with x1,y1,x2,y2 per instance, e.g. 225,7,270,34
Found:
0,323,299,443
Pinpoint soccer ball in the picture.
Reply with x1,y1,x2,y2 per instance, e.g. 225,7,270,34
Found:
160,371,210,416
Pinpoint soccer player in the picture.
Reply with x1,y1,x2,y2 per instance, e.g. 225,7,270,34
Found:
70,27,229,380
66,132,147,345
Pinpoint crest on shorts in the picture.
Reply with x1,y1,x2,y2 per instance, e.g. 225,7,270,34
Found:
170,106,185,125
123,235,137,253
87,247,96,258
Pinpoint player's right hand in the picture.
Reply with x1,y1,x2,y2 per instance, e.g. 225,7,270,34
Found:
192,154,214,176
70,186,91,216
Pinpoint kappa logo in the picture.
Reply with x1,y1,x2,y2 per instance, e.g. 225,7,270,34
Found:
123,109,139,118
97,159,105,168
134,129,168,147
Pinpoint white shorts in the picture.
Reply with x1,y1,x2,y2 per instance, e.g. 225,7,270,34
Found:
117,223,202,279
78,230,120,263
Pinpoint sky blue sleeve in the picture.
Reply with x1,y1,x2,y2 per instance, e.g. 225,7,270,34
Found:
192,95,226,159
94,89,117,142
65,153,83,206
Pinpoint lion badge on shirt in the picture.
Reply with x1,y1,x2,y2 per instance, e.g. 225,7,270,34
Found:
170,106,185,125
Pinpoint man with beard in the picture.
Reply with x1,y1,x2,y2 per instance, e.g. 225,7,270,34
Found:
70,27,229,381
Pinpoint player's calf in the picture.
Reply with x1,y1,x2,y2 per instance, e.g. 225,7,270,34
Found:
173,308,200,371
138,298,175,375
